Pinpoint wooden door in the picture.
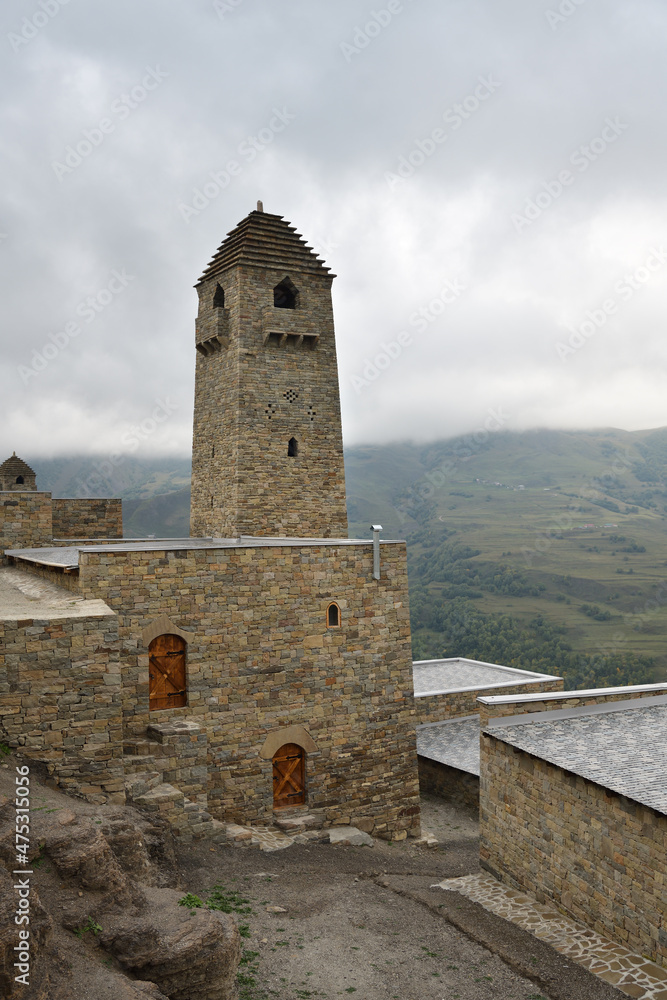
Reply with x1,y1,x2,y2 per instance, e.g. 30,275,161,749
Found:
149,634,187,711
272,743,305,809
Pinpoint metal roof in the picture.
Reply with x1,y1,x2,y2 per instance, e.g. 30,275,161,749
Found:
413,657,559,697
486,694,667,816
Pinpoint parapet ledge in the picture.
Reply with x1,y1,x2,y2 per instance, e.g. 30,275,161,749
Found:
478,682,667,706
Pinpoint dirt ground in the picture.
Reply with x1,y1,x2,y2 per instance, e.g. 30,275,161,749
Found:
178,795,622,1000
0,759,622,1000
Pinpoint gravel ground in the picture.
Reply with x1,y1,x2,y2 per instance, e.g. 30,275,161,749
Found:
177,796,623,1000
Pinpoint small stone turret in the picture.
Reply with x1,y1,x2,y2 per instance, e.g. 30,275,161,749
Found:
0,453,37,491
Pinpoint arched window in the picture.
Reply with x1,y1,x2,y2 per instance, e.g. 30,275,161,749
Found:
274,278,298,309
272,743,305,808
148,634,187,710
327,602,341,628
213,283,225,308
288,437,298,458
15,476,24,485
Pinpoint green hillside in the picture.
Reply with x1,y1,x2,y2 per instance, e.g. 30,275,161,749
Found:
28,428,667,683
347,427,667,683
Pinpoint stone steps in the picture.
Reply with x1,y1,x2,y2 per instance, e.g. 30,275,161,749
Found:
226,821,329,852
124,770,162,799
273,811,323,833
122,754,157,775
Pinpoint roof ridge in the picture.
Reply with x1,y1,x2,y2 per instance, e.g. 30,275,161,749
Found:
196,209,332,285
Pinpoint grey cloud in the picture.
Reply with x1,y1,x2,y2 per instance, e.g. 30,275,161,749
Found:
2,0,667,458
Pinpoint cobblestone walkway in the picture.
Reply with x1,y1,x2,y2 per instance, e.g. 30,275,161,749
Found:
435,873,667,999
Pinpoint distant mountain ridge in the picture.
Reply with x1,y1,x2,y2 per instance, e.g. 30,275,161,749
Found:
25,427,667,681
26,426,667,537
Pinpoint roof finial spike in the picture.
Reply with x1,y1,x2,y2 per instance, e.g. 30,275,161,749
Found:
257,200,263,213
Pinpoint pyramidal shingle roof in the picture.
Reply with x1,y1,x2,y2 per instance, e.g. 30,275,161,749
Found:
0,453,35,478
196,209,333,285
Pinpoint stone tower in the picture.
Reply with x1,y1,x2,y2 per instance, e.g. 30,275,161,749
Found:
0,453,37,492
190,206,348,539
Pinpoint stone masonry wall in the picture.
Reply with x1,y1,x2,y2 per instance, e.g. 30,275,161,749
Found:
0,606,125,804
415,676,564,726
191,265,348,539
78,540,420,839
52,498,122,540
417,756,479,813
480,732,667,967
0,493,52,563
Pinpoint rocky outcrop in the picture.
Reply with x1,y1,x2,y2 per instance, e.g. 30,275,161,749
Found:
100,887,241,1000
98,814,155,884
0,761,242,1000
44,815,130,897
0,867,53,999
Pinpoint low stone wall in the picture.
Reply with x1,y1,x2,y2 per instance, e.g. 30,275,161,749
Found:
6,559,80,593
0,605,125,804
416,676,564,726
480,732,667,968
418,756,479,813
478,683,667,727
0,493,52,563
52,498,122,540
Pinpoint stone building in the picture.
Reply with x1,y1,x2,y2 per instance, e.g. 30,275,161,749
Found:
0,453,36,492
412,657,562,809
1,205,421,843
478,683,667,968
0,457,122,557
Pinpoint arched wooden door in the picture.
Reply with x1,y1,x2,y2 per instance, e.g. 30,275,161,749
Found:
272,743,305,809
149,634,187,710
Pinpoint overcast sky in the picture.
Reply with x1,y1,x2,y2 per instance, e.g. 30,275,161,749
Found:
3,0,667,459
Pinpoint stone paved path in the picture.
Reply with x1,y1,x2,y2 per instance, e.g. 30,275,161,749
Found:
435,872,667,999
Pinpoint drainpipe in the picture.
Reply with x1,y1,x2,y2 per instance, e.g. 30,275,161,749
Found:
371,524,382,580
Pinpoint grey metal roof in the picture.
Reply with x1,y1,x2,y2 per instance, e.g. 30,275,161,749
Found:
486,695,667,815
5,547,81,570
416,716,480,775
412,657,559,697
